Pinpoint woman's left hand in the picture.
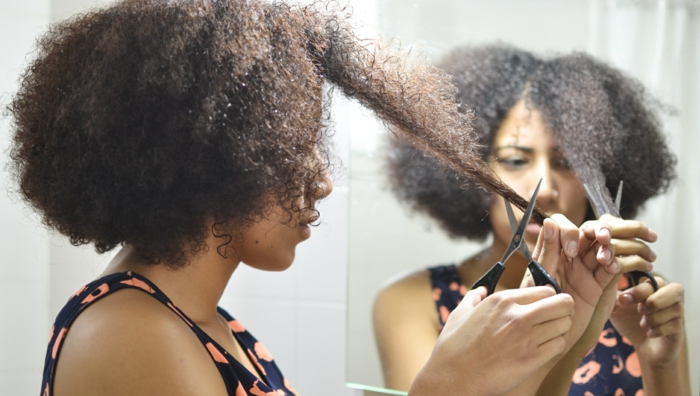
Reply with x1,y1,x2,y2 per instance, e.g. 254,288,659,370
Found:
611,277,685,367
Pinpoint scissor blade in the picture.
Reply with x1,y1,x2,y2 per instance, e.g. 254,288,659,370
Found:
614,181,623,213
505,197,518,234
500,179,542,263
583,183,602,219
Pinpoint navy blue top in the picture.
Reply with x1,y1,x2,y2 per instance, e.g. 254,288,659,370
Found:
42,271,298,396
428,264,644,396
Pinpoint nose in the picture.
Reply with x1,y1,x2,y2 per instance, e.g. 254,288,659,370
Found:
311,168,333,201
533,160,557,205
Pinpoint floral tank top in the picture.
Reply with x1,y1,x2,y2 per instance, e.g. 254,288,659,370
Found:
428,264,644,396
41,271,298,396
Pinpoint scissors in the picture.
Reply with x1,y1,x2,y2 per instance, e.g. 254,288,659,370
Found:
583,181,659,292
471,179,562,295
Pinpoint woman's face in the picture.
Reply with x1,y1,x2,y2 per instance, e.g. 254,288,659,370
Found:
488,100,588,249
233,164,334,272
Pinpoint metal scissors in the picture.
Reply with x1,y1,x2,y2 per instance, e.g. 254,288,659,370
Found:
583,181,659,292
471,179,562,295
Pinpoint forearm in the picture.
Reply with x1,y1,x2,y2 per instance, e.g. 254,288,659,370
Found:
639,336,691,396
533,353,583,396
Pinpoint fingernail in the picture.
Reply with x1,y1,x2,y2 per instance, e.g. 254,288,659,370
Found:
609,260,620,273
640,316,647,328
567,241,578,256
620,293,633,305
647,329,656,338
650,251,657,261
544,223,554,240
637,303,647,314
604,249,612,262
601,228,611,239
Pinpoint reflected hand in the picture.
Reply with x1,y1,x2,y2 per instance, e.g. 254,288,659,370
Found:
611,277,685,367
410,286,574,396
523,215,619,358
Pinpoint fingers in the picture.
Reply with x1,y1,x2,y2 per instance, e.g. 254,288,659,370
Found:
532,316,572,347
549,214,580,258
617,255,653,275
639,280,683,315
613,239,657,262
641,303,683,331
523,292,575,324
645,318,684,338
494,285,557,306
617,281,656,306
460,286,488,309
599,214,658,242
536,219,563,277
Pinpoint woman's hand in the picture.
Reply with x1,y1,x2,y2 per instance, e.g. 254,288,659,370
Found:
409,286,574,396
524,215,619,357
611,277,685,365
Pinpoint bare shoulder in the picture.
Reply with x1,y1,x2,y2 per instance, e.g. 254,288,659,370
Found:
53,288,228,396
373,269,436,328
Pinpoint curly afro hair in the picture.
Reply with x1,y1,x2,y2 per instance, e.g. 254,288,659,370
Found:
388,44,677,241
9,0,535,267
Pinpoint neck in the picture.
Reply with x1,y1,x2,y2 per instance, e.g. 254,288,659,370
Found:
103,242,239,325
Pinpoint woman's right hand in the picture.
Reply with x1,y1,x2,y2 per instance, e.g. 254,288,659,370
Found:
409,286,574,396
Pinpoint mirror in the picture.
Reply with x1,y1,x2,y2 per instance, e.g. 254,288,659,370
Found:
345,0,699,394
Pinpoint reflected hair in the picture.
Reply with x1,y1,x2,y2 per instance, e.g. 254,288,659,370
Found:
387,44,676,240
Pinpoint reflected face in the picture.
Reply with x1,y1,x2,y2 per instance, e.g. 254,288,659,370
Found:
488,100,588,248
234,165,334,272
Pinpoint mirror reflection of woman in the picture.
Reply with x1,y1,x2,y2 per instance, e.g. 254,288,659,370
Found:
375,44,689,395
7,2,619,395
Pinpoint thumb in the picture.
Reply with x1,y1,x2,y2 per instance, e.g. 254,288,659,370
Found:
461,286,488,308
537,218,562,277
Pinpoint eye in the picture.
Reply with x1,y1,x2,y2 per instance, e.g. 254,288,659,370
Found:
496,156,529,169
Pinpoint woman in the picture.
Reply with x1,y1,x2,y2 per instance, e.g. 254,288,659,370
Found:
7,1,618,395
376,44,689,395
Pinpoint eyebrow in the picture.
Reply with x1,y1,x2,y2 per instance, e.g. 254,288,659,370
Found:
493,145,533,153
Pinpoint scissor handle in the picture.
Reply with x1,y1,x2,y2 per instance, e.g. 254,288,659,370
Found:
627,270,659,292
527,261,562,294
471,262,505,296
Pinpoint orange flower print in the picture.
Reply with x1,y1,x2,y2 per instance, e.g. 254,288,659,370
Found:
612,354,624,374
432,288,442,301
51,328,68,359
44,383,50,396
70,285,87,300
439,305,450,324
276,390,287,395
636,390,645,396
449,282,459,291
459,285,467,296
598,328,618,347
625,352,642,377
283,378,299,396
255,342,274,362
584,393,594,396
614,389,626,396
229,320,246,333
235,381,247,396
250,379,278,396
166,302,193,327
247,349,267,376
572,361,601,384
81,283,109,304
205,343,228,364
120,277,155,293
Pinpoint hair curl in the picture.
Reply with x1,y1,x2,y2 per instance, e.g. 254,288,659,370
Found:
388,44,677,241
9,0,531,267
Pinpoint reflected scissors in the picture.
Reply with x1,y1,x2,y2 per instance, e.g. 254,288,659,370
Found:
583,181,659,292
471,179,562,295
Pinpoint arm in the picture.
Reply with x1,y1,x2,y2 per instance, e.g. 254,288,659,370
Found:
373,272,441,391
612,277,690,395
534,215,659,395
